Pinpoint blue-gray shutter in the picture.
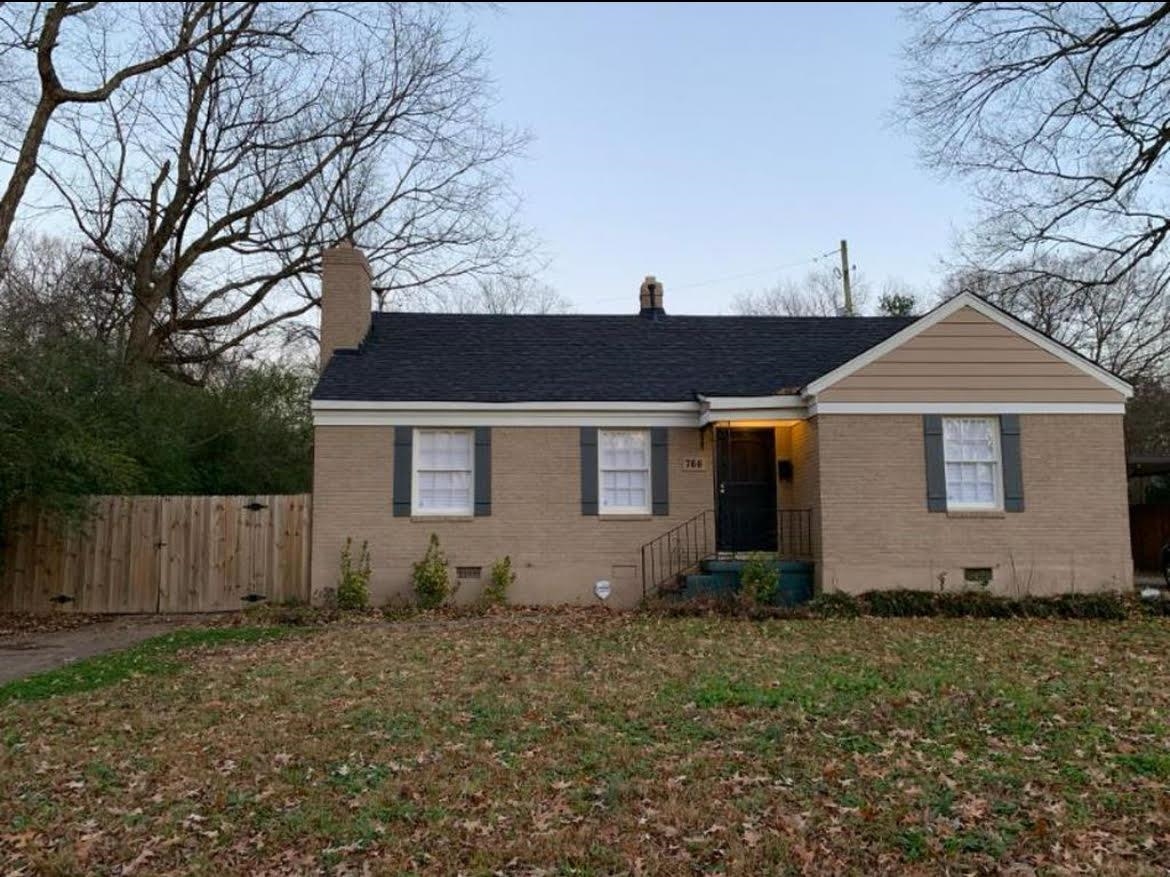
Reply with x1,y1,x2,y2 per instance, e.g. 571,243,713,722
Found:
393,427,412,517
651,427,669,516
580,427,598,515
1000,414,1024,512
923,415,947,512
474,427,492,516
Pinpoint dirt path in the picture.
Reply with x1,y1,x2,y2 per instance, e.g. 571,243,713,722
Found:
0,616,197,684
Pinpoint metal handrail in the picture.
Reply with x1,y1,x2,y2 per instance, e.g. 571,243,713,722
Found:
777,507,815,559
640,509,715,598
639,507,815,598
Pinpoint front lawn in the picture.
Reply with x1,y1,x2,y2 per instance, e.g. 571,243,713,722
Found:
2,612,1169,874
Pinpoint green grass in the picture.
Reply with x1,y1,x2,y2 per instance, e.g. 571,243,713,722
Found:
0,626,291,704
3,613,1170,874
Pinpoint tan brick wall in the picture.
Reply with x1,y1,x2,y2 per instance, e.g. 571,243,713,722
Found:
789,418,821,567
815,414,1132,595
311,426,715,607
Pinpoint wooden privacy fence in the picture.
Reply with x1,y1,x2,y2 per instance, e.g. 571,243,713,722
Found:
1131,503,1170,574
0,495,312,614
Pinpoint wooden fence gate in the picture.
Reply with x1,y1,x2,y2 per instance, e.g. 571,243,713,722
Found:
0,495,312,614
1130,503,1170,574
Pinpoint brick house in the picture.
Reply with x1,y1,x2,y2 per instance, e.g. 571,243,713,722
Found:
310,243,1133,607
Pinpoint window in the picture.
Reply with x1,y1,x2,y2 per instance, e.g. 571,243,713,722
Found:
598,429,651,514
964,567,993,588
412,429,474,515
942,417,1002,510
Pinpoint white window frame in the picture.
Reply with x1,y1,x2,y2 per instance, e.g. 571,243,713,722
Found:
598,428,652,515
942,416,1003,511
411,428,475,516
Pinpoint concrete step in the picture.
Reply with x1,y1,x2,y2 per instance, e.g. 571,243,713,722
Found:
703,559,746,574
696,558,817,606
681,573,738,598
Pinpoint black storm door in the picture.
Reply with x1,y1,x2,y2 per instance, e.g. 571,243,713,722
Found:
715,427,777,552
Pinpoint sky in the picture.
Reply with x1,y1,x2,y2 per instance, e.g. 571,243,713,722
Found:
474,2,975,315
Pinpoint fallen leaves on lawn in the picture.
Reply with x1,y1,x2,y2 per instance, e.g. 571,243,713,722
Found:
1,611,1169,874
0,611,110,638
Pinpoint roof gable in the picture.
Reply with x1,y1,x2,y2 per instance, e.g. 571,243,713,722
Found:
805,292,1133,400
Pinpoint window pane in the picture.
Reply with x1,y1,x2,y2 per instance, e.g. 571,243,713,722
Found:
599,430,650,511
942,418,1000,507
413,429,473,513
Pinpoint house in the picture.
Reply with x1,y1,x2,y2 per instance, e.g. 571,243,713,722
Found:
310,243,1134,607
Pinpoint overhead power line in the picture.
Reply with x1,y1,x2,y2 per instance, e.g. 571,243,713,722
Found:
671,248,840,291
588,245,844,305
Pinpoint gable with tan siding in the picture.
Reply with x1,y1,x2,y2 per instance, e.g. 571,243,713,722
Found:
815,306,1126,403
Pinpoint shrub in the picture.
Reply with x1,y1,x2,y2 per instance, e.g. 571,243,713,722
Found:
336,538,371,610
806,591,861,618
412,533,451,609
1044,592,1128,620
647,588,1136,621
937,589,1016,618
861,589,939,617
1145,600,1170,617
739,553,779,605
482,556,515,607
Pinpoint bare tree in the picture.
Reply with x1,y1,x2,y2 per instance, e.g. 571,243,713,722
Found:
0,2,255,256
38,3,527,372
943,254,1170,382
732,266,871,316
901,3,1170,283
421,273,571,315
0,232,133,350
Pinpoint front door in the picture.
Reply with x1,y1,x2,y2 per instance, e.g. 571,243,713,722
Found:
715,427,777,552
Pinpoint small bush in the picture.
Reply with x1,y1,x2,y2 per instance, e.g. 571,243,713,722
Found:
806,591,861,618
336,538,371,610
1043,592,1128,620
739,553,779,605
412,533,451,609
648,588,1136,621
482,556,516,607
937,590,1015,618
861,589,939,617
1138,594,1170,617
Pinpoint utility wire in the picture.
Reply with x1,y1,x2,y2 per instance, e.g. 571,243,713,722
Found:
589,247,841,303
672,248,840,291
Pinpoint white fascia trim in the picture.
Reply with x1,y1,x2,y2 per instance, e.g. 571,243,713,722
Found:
313,400,700,427
699,409,809,426
809,401,1127,416
803,292,1134,399
697,394,805,411
697,394,808,426
310,400,698,412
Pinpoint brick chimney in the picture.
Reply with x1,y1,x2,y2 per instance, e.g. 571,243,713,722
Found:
319,241,372,368
639,275,665,318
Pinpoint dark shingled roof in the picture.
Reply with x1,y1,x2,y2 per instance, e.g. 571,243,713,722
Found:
312,311,916,403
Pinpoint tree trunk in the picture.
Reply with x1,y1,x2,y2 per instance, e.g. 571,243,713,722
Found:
0,93,58,256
